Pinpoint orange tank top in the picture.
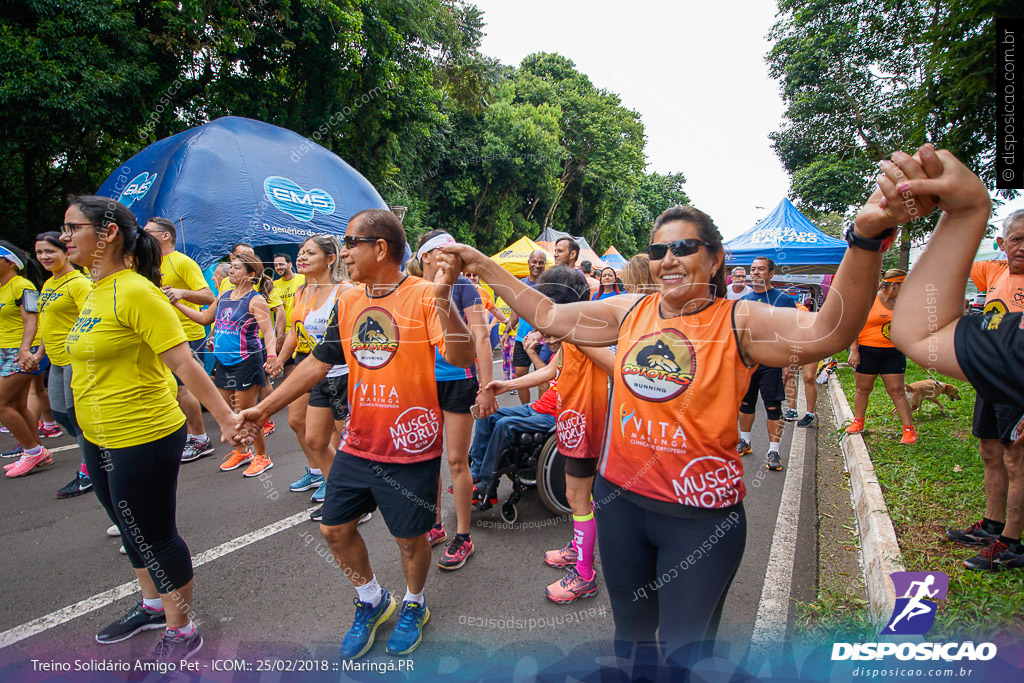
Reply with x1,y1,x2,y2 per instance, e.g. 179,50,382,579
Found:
856,296,894,348
972,260,1024,315
600,295,755,507
555,343,609,459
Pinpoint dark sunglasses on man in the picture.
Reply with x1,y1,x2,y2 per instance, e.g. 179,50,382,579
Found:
646,239,713,261
343,235,383,250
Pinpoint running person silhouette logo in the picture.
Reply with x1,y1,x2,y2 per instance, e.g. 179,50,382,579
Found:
881,571,948,635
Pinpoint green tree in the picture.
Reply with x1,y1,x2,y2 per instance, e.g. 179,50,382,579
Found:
767,0,1019,269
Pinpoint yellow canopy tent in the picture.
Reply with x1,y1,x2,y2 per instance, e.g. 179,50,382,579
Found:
490,235,553,278
487,236,553,334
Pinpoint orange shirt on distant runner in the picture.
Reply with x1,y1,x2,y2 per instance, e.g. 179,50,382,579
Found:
600,296,755,508
556,343,609,460
856,296,895,348
971,260,1024,315
313,276,445,463
476,285,497,313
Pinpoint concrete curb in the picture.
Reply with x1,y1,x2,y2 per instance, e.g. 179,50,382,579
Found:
826,373,906,627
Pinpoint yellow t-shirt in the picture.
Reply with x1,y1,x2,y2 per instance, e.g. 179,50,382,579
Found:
273,273,305,328
67,269,187,448
0,275,39,347
38,270,92,366
160,251,210,342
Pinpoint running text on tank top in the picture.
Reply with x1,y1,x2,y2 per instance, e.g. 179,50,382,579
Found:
856,295,895,348
213,289,261,365
295,283,347,378
599,295,755,507
556,343,609,459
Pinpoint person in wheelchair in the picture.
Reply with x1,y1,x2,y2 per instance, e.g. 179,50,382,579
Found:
469,331,559,506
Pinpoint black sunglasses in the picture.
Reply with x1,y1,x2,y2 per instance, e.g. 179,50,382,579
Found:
343,236,382,250
646,239,712,261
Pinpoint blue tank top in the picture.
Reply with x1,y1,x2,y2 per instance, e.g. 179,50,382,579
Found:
213,289,261,366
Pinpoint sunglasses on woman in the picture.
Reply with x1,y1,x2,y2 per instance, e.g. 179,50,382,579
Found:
646,239,713,261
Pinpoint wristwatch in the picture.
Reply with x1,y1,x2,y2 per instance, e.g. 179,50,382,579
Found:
845,226,898,253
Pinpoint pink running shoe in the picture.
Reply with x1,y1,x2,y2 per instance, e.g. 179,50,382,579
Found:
5,448,54,478
426,524,447,547
543,540,578,568
545,567,598,604
39,423,63,438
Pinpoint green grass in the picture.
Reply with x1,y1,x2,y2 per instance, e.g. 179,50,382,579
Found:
800,353,1024,641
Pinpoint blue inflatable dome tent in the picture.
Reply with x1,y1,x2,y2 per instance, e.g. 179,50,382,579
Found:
95,116,391,269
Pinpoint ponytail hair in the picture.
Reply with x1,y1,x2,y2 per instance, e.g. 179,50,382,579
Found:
301,235,347,283
232,253,274,298
68,195,162,287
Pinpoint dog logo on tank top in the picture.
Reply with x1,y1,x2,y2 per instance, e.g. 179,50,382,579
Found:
620,329,696,402
351,308,399,368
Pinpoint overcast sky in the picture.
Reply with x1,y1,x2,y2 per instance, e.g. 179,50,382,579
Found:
471,0,1023,242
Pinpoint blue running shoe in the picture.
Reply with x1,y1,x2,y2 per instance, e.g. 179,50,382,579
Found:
311,480,327,502
290,467,324,492
386,600,430,655
339,588,395,659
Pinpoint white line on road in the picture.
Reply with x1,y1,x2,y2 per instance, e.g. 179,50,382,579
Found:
749,382,807,662
45,444,79,453
0,508,316,650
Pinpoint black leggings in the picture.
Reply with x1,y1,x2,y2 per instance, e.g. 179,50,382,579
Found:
593,475,746,667
82,426,193,593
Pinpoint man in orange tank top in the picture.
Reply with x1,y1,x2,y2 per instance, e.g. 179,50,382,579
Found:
237,210,476,658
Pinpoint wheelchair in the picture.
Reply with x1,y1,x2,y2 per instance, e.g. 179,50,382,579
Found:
477,428,572,523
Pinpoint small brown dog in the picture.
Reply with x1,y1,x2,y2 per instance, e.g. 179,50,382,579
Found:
897,379,962,416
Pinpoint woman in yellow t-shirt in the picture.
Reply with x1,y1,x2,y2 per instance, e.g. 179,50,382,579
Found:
62,195,242,663
0,240,49,469
19,232,93,491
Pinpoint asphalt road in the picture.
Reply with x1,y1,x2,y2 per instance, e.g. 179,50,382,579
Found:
0,380,819,680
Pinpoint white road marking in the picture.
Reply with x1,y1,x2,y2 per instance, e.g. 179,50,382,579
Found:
749,381,807,662
46,444,79,453
0,508,315,650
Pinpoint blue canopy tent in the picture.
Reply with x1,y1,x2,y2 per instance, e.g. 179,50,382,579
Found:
724,198,847,275
95,116,391,269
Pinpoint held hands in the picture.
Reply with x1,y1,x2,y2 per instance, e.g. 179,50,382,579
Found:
475,385,499,418
856,144,990,238
437,244,490,276
234,405,266,446
18,348,38,373
887,144,989,218
264,356,283,377
484,379,510,396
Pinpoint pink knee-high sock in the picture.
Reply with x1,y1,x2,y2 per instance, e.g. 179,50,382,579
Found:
572,511,597,581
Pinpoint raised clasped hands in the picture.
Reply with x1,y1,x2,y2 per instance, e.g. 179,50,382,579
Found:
857,143,989,238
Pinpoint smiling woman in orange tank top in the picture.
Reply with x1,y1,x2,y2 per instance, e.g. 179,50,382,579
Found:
440,159,927,669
